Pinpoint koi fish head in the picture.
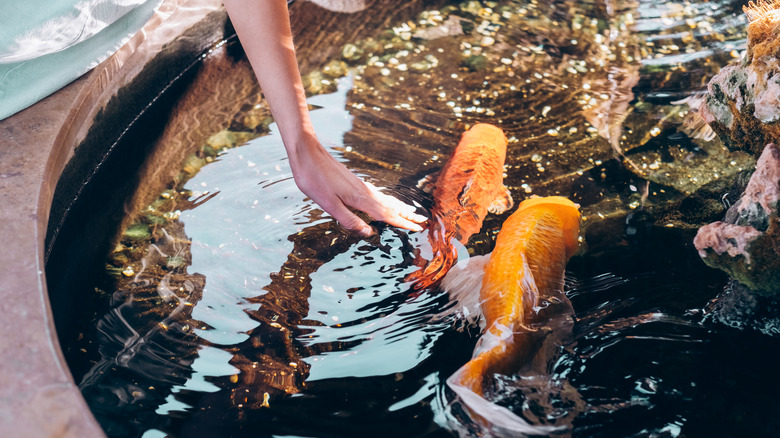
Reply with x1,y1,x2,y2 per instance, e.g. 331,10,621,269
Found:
459,123,508,149
515,196,581,259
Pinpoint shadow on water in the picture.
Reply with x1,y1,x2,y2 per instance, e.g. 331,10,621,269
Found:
46,0,780,437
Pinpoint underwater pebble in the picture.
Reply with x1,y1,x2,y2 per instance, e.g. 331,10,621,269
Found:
342,43,364,62
322,59,348,78
167,256,185,268
463,54,488,71
123,223,151,241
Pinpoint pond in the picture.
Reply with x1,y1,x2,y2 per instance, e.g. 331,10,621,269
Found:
49,0,780,437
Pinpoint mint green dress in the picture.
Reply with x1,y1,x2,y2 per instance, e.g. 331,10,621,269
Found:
0,0,163,120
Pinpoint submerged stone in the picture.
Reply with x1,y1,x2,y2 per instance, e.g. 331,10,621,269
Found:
206,129,253,150
700,8,780,157
166,256,185,268
123,223,151,241
342,43,364,63
302,70,338,95
182,155,207,175
322,59,349,79
695,143,780,296
462,54,488,71
239,108,273,132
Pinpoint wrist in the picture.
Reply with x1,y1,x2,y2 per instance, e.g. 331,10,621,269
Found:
282,126,321,160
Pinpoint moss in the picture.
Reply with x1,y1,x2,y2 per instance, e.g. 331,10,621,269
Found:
123,223,151,241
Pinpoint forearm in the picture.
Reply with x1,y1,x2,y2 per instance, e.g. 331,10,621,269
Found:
222,0,425,235
222,0,315,156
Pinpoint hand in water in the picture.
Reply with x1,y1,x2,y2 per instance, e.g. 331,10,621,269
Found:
288,135,426,236
223,0,425,236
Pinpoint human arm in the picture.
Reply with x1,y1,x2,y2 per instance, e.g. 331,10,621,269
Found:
221,0,425,236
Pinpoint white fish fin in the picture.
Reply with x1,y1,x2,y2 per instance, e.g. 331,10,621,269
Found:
436,254,491,330
303,0,367,13
472,321,513,357
676,93,717,141
446,370,563,436
488,186,514,214
416,172,438,194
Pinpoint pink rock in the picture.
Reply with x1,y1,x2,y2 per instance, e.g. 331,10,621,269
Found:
694,143,780,294
694,221,762,263
737,142,780,216
749,57,780,123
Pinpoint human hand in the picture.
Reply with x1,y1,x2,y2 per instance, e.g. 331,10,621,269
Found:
287,135,426,237
222,0,424,236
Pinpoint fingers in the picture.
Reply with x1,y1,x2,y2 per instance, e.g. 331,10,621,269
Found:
323,182,426,236
374,187,428,223
361,183,426,232
315,192,374,237
375,194,426,231
335,210,374,237
287,145,426,236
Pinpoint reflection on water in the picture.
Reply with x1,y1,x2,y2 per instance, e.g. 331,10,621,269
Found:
69,0,780,437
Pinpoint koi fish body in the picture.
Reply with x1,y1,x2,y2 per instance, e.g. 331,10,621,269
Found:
443,196,581,435
407,123,513,289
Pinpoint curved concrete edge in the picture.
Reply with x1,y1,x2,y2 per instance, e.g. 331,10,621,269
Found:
0,1,448,435
0,0,226,435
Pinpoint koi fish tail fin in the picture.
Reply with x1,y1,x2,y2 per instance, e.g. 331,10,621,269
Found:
433,254,490,329
405,224,459,290
448,356,488,396
446,360,563,437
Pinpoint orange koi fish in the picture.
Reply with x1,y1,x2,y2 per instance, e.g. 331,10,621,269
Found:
442,196,581,434
407,123,513,289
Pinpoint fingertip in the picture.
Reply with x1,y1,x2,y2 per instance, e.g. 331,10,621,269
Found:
359,223,374,237
409,222,424,232
394,217,424,233
408,212,428,224
343,219,373,237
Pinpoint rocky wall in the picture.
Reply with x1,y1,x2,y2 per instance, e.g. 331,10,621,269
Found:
695,0,780,295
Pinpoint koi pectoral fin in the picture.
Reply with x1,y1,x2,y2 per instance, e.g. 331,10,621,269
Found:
457,175,476,208
416,173,437,194
406,243,460,290
488,186,514,215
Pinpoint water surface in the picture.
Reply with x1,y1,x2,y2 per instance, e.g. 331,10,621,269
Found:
63,1,780,437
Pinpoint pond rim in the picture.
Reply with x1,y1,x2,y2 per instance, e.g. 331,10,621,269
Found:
0,1,227,435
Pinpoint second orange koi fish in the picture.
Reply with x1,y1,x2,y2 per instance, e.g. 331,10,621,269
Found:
407,123,513,289
442,196,581,435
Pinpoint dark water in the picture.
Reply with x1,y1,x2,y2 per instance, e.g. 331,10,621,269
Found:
57,0,780,437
